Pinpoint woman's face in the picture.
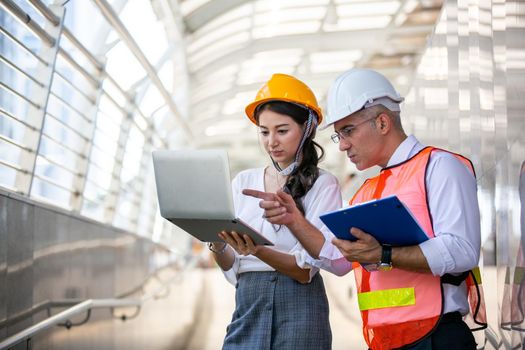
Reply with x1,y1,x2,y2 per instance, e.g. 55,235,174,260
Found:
258,109,304,169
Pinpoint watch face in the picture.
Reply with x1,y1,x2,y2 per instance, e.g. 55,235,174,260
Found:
377,263,393,271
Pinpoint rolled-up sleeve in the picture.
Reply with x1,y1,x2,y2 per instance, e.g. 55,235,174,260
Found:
303,179,353,276
420,152,481,276
222,251,241,285
291,243,319,282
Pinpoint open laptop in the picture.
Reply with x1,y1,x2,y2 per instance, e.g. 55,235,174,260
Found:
152,149,273,245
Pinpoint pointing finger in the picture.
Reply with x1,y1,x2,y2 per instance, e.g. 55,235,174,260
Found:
242,189,276,201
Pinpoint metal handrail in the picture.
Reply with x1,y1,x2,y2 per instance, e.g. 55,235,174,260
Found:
483,325,502,349
0,298,147,350
0,300,93,350
0,256,202,350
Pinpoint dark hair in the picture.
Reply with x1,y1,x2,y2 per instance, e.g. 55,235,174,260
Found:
254,101,325,215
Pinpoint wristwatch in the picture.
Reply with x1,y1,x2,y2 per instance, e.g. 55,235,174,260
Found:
377,244,393,271
207,242,228,255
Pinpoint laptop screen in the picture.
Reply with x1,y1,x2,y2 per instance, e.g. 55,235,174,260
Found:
152,149,236,220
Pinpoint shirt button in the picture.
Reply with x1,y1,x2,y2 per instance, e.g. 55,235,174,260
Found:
266,304,272,311
270,276,277,282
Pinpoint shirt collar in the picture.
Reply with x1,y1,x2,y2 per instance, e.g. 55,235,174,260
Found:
386,135,425,167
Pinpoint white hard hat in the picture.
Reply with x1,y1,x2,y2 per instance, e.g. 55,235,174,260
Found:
323,68,404,129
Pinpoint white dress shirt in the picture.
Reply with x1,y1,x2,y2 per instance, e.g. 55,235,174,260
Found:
222,167,343,285
313,135,481,314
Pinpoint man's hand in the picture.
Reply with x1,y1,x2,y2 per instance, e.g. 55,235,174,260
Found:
331,227,382,263
218,231,259,256
242,189,301,226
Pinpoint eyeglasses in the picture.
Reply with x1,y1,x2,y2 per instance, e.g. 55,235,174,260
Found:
330,115,379,143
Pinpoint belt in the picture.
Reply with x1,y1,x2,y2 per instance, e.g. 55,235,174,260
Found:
440,311,462,324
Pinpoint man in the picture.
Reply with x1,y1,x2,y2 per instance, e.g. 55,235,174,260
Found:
244,68,486,350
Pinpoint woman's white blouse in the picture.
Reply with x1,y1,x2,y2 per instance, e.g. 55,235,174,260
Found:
222,167,343,285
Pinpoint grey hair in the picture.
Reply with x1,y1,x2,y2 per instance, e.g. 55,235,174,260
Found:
361,105,403,131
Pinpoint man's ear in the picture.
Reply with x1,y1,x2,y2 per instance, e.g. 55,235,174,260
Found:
376,113,390,134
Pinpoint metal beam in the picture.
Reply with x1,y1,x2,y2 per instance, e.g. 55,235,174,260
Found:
190,67,415,111
189,24,433,77
184,0,249,33
91,0,193,140
1,0,55,46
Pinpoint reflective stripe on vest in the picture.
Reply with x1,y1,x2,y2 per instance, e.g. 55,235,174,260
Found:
358,287,415,311
472,266,482,284
514,266,525,284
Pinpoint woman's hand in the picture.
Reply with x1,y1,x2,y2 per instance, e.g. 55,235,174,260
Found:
242,189,301,226
218,230,259,256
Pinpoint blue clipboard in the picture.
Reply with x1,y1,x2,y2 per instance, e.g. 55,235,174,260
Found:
319,195,428,246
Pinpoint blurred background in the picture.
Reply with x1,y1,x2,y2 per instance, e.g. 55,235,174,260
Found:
0,0,524,349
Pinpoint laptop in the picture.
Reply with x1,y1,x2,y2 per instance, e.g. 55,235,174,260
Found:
152,149,273,245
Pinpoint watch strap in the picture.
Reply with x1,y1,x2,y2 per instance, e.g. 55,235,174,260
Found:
381,244,392,265
207,242,227,254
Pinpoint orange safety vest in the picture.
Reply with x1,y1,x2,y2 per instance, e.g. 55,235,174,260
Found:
350,146,487,350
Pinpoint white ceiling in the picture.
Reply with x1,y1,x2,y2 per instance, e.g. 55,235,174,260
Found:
175,0,444,175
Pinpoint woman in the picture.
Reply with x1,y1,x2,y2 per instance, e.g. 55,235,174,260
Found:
207,73,342,349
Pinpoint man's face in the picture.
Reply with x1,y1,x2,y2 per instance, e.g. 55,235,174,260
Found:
332,110,382,170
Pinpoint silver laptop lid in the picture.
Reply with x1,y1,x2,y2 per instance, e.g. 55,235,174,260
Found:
152,149,235,220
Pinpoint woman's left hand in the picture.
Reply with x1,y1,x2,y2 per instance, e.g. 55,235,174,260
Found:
218,230,259,256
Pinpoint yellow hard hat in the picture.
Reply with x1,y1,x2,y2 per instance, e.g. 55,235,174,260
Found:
245,73,323,125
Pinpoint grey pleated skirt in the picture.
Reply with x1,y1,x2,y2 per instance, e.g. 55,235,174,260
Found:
222,271,332,350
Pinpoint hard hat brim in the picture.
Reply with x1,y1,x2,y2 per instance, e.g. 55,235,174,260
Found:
245,98,323,125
